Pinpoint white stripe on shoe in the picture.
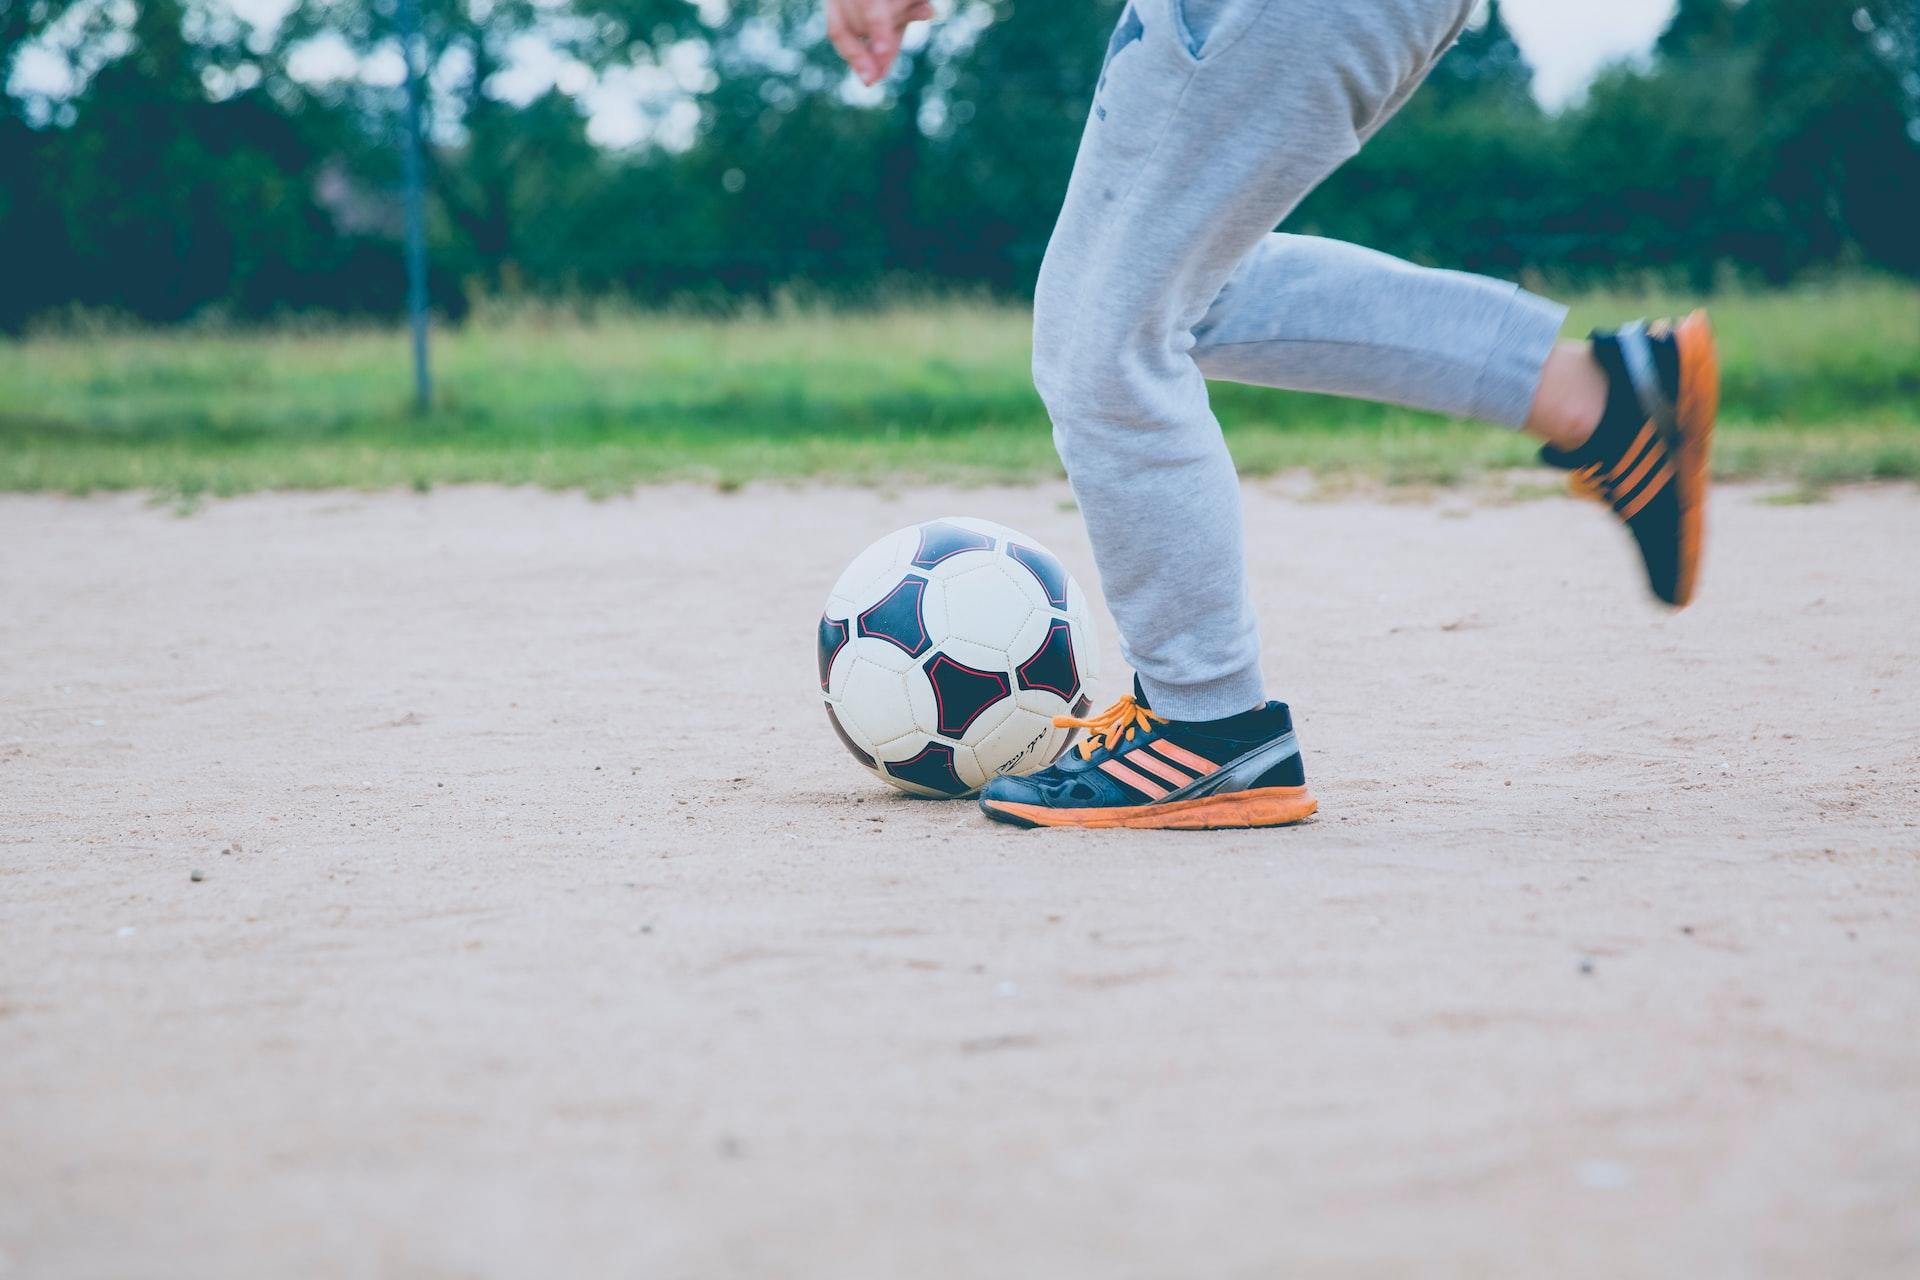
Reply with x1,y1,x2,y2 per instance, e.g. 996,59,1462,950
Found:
1097,759,1168,798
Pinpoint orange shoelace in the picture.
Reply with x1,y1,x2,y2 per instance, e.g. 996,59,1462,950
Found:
1052,694,1165,760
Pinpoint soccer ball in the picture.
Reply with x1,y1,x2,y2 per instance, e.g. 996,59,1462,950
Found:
818,516,1101,797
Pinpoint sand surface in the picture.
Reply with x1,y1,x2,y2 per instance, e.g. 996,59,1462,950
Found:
3,483,1917,1278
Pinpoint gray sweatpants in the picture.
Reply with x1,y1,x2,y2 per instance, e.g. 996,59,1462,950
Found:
1034,0,1568,720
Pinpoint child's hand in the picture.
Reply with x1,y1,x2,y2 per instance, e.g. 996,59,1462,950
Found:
825,0,937,86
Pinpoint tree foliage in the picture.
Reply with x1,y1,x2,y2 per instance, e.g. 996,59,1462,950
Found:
1,0,1915,329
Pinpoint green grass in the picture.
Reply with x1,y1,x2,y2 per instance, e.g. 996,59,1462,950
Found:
2,278,1915,497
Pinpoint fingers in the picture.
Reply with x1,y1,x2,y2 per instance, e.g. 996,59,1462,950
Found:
825,1,877,83
856,0,900,83
827,0,935,87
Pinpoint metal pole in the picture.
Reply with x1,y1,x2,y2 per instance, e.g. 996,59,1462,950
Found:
1911,0,1920,145
397,0,432,414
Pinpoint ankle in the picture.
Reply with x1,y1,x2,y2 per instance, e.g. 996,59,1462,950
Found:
1526,341,1607,451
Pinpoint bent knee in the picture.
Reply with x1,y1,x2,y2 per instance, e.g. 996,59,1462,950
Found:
1033,335,1130,441
1038,323,1202,432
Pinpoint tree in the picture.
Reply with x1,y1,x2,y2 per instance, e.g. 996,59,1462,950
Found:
918,0,1124,287
1741,0,1920,272
3,0,1917,328
27,0,370,321
274,0,698,291
1425,0,1536,113
1656,0,1739,61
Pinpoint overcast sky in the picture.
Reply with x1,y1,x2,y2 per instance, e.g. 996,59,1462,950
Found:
1502,0,1676,106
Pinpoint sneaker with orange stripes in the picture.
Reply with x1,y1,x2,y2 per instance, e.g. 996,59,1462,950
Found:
977,679,1317,830
1542,312,1719,608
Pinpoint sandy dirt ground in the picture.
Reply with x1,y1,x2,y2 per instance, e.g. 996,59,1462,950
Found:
3,482,1917,1279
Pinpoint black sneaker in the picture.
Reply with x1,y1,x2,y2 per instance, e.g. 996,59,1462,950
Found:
978,679,1317,830
1540,312,1718,608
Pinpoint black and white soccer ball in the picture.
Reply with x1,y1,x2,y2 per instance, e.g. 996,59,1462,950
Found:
818,517,1101,797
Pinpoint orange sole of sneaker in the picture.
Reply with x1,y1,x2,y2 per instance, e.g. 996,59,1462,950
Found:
1670,309,1719,608
982,785,1318,831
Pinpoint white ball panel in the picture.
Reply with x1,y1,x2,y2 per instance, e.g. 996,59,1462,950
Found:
1067,605,1102,692
1000,551,1060,614
939,561,1038,654
1006,607,1056,680
971,704,1063,780
933,634,1011,673
1034,722,1077,770
828,525,920,613
842,633,914,676
1012,684,1073,718
836,655,918,747
957,690,1018,748
903,661,938,742
949,741,989,793
824,699,878,757
923,545,1003,583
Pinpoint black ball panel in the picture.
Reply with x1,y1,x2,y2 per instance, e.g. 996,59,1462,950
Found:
823,702,874,767
922,651,1013,739
884,740,970,796
1015,618,1080,701
910,521,996,568
1007,542,1070,609
856,573,932,658
817,614,851,691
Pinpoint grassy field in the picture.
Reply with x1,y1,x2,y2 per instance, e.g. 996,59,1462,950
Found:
2,278,1915,497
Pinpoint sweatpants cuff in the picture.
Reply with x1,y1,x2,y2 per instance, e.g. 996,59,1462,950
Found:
1138,665,1269,723
1469,287,1568,428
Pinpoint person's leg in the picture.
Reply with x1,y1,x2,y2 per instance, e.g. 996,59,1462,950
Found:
1190,234,1565,433
1185,229,1717,605
1190,234,1607,449
1033,0,1550,721
993,0,1715,828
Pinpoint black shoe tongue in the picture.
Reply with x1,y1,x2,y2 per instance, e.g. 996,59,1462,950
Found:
1591,331,1656,458
1131,673,1150,710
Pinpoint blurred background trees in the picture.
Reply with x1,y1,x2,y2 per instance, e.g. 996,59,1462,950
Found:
2,0,1916,331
